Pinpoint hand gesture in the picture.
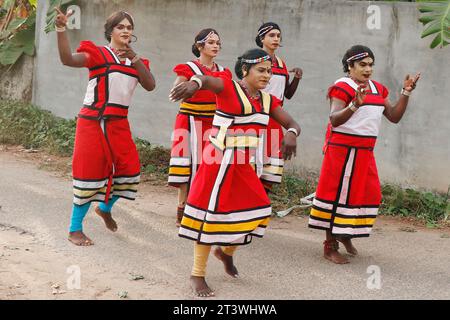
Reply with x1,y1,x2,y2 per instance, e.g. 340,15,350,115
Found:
55,7,74,28
169,81,200,102
290,67,303,79
281,132,297,161
116,44,137,60
403,73,421,92
354,84,367,107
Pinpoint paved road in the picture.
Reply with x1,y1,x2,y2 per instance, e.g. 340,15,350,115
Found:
0,150,449,299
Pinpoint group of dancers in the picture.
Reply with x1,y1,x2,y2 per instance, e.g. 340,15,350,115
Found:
55,9,420,297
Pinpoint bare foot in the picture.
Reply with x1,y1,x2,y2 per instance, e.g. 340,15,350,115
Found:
95,206,118,232
68,231,94,246
337,238,358,255
190,276,215,297
323,240,349,264
213,247,239,278
324,250,349,264
176,206,184,228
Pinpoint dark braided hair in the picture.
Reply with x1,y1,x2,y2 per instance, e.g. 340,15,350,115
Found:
104,11,135,42
255,22,281,48
342,45,375,73
192,28,220,57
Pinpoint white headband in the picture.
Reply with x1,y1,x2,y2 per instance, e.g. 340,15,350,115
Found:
196,31,216,44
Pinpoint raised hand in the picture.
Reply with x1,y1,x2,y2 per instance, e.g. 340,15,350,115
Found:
116,44,137,60
289,67,303,79
403,73,421,92
169,81,200,102
55,7,74,28
354,84,367,107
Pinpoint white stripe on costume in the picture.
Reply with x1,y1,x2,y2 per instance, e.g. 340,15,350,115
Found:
338,148,356,204
73,179,109,189
332,226,373,236
186,61,203,75
199,233,250,245
312,198,333,211
114,176,140,184
168,176,190,184
369,80,378,94
207,149,234,212
189,115,199,186
308,218,331,229
169,157,190,166
83,78,97,105
104,46,121,64
336,206,379,216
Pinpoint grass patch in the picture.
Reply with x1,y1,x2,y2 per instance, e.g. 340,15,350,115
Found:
0,99,76,155
0,99,170,180
1,99,448,226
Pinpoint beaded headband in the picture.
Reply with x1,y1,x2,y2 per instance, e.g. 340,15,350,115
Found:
258,25,275,38
196,31,217,44
240,55,271,64
346,52,369,63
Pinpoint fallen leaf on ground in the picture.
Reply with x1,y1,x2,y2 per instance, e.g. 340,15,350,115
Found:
399,227,417,233
129,273,144,281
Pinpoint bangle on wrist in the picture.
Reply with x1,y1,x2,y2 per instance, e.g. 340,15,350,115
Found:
131,54,141,64
55,25,66,32
401,88,412,97
191,75,203,89
287,128,299,137
348,101,358,112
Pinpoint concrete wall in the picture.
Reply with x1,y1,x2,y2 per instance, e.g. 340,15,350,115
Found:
1,55,34,102
33,0,450,192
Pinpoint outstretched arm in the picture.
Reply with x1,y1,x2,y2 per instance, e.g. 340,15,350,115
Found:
383,73,420,123
270,107,301,160
284,67,303,100
169,75,224,102
55,7,86,68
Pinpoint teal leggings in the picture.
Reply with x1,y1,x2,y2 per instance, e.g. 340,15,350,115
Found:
69,196,119,232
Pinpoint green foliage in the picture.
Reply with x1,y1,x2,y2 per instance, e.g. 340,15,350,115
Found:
418,0,450,48
381,184,450,225
269,172,317,213
135,138,170,175
0,0,36,66
0,99,75,155
44,0,75,33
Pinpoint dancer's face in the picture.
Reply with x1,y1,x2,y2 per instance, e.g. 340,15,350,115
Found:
262,29,281,51
199,33,221,58
111,18,134,46
349,57,374,82
244,60,272,90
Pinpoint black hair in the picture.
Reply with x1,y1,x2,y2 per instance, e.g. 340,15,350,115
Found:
342,45,375,73
104,11,135,42
192,28,220,57
234,48,271,79
255,22,281,48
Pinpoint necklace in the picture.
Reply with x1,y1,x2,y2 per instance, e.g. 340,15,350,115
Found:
196,59,217,72
239,80,260,100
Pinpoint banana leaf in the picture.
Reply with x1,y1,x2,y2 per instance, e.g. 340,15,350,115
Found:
418,0,450,49
44,0,75,33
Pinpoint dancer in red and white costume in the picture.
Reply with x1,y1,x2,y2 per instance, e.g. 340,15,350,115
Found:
170,48,301,297
168,29,232,227
255,22,303,190
55,9,155,246
309,45,420,264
